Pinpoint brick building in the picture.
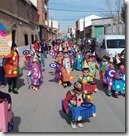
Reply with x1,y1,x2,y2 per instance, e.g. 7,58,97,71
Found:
0,0,39,46
37,0,49,40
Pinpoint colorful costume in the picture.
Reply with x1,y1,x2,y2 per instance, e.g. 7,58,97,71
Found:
4,50,19,78
38,53,45,71
61,55,74,84
27,62,43,91
103,67,116,96
112,68,125,97
74,53,83,70
99,61,108,82
78,75,97,103
88,61,99,79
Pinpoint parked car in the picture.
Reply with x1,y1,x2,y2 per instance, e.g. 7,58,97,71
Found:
95,35,125,60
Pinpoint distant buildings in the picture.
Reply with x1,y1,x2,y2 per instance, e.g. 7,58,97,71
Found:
76,15,125,40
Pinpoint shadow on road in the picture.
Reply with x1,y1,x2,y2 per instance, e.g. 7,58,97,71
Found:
59,110,70,125
13,115,21,132
94,78,107,95
49,79,55,82
17,78,25,90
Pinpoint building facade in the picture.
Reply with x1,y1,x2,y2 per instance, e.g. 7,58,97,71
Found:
37,0,49,40
76,15,101,39
91,16,125,38
0,0,39,46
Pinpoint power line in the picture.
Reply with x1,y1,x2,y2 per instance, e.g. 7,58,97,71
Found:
51,19,77,21
48,8,118,12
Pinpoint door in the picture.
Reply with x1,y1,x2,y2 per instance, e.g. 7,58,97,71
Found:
94,26,104,38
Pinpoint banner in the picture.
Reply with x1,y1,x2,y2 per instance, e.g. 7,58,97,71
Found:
0,23,12,56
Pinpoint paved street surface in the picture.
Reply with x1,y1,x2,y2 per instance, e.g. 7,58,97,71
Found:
1,55,125,132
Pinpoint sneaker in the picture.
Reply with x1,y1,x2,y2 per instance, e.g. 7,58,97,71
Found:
63,83,67,88
13,88,18,94
106,91,112,96
71,123,77,129
67,82,72,87
77,123,83,128
113,92,119,98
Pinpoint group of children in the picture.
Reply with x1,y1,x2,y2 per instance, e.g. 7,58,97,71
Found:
50,40,125,129
99,55,125,98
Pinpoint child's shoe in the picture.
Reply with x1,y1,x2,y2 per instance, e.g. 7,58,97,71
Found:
106,91,112,96
8,85,12,93
13,88,18,94
63,83,67,88
113,92,119,98
77,122,83,128
71,122,77,129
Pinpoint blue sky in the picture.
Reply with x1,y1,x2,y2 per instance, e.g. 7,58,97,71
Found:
49,0,125,32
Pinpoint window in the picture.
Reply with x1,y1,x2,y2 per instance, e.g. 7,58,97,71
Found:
107,39,125,48
24,34,28,46
31,35,34,44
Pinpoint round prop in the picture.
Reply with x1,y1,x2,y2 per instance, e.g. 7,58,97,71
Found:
49,52,55,57
23,50,30,55
107,68,116,78
49,63,57,68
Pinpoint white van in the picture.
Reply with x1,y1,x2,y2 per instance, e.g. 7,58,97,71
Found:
95,35,125,60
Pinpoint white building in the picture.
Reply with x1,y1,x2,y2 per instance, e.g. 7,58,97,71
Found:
77,15,102,32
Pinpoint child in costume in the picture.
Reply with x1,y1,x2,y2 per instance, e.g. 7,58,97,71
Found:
63,81,87,128
27,55,43,91
38,51,45,71
77,68,98,103
60,49,74,88
99,55,110,84
54,51,63,84
88,55,99,79
4,43,19,94
112,64,125,98
103,62,115,96
74,50,83,71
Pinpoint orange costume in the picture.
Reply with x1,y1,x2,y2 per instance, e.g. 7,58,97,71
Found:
4,50,19,77
61,57,73,82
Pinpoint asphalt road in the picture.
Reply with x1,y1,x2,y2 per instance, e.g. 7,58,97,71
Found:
1,54,126,133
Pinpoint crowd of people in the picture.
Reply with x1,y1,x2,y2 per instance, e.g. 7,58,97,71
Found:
0,38,125,130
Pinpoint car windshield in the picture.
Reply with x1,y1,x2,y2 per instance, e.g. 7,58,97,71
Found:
107,39,125,48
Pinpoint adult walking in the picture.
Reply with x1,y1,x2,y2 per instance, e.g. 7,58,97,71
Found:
4,43,19,94
40,39,48,58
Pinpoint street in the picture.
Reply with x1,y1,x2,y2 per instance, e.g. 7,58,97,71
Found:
1,55,125,132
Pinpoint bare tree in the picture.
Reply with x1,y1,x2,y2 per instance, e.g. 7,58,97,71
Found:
102,0,125,18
